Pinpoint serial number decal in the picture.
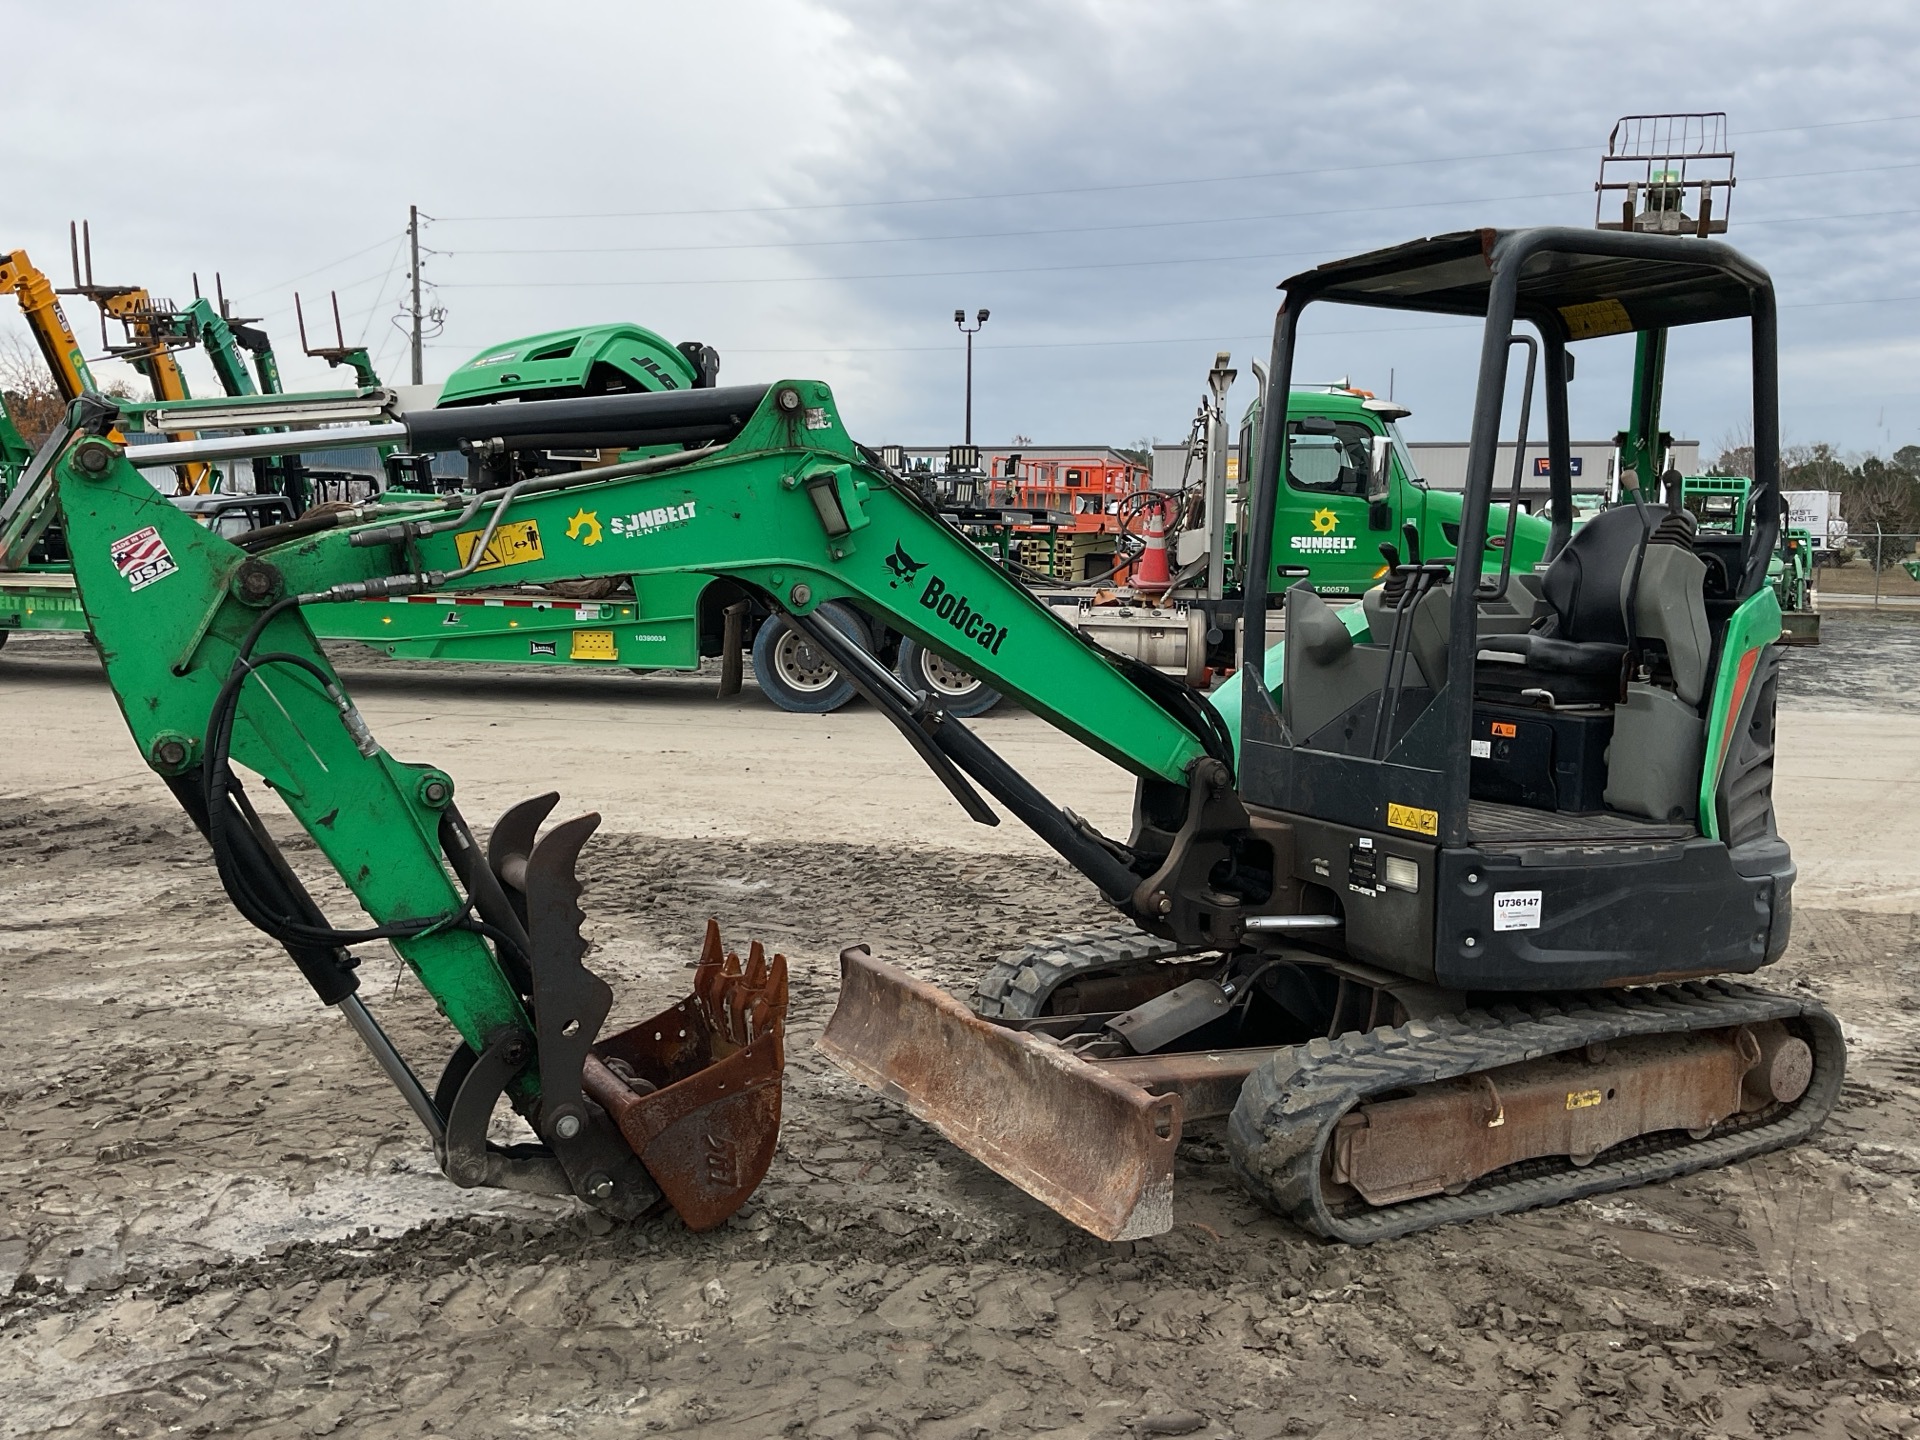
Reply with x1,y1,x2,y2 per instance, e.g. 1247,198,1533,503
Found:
610,499,696,539
918,574,1009,655
1386,802,1438,836
454,520,544,572
1493,889,1543,932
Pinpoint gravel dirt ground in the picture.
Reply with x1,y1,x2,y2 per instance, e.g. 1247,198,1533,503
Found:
2,620,1918,1439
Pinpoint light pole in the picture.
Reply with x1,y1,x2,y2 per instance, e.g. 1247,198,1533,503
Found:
954,307,988,444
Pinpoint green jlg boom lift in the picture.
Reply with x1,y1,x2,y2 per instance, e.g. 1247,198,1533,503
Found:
38,223,1840,1242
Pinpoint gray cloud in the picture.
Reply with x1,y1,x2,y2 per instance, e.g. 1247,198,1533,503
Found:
4,0,1915,457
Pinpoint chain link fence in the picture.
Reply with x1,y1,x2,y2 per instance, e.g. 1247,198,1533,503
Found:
1813,530,1920,608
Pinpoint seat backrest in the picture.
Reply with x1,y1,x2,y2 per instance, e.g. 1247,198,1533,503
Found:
1537,504,1651,646
1628,539,1712,707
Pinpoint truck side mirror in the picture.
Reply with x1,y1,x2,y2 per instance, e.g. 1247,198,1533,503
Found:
1367,434,1392,504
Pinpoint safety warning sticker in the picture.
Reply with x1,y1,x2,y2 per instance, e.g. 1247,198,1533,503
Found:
108,526,178,591
1493,889,1543,932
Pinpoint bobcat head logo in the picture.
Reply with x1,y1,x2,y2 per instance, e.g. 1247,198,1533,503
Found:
885,540,926,588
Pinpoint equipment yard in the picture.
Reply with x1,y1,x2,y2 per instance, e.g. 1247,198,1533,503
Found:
2,619,1917,1439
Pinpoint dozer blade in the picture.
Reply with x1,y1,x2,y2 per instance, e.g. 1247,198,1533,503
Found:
820,945,1180,1241
584,920,788,1231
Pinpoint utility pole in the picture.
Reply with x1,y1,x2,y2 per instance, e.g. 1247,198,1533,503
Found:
408,204,423,385
954,308,988,444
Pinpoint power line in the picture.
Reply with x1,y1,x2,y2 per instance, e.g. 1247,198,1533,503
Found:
435,197,1920,293
435,165,1920,268
233,232,407,303
433,111,1920,224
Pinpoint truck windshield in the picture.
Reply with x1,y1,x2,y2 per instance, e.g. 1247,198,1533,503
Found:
1284,421,1373,495
1386,421,1425,491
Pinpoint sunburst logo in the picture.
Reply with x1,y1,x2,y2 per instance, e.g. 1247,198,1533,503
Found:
566,509,602,546
1310,507,1339,535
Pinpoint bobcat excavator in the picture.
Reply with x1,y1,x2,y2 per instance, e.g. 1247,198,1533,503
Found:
30,225,1838,1241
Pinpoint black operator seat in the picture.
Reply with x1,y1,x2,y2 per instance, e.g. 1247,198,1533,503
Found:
1476,505,1651,704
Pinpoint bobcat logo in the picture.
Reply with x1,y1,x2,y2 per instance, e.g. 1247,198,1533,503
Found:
884,540,926,588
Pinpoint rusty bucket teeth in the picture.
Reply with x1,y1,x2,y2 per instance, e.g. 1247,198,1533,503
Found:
586,918,789,1231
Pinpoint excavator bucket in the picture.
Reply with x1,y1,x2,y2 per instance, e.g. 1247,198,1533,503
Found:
467,794,789,1232
820,946,1181,1241
585,921,788,1231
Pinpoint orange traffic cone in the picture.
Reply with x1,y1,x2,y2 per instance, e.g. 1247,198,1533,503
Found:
1135,497,1172,594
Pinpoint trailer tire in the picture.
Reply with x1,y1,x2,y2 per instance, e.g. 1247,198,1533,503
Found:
751,601,870,714
896,636,1001,718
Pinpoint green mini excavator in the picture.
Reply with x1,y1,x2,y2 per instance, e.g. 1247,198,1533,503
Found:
34,224,1838,1241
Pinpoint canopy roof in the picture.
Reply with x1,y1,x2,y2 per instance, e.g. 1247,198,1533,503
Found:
1280,227,1771,339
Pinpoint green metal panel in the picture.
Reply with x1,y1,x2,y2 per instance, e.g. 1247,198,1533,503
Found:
439,324,700,407
53,434,529,1056
1697,586,1783,838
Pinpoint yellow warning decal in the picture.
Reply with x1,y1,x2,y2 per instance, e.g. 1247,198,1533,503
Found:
1386,802,1438,836
569,629,619,661
454,520,544,572
1558,298,1633,341
1566,1089,1605,1111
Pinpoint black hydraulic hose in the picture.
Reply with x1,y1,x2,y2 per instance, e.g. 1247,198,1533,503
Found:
407,384,771,452
164,770,362,1006
190,600,503,982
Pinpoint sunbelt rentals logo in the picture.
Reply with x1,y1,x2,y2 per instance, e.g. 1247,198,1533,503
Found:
610,500,696,539
1290,506,1356,554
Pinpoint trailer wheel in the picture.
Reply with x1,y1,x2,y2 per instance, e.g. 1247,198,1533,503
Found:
896,636,1001,718
751,601,869,714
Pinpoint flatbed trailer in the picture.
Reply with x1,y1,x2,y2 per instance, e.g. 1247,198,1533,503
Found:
0,568,688,670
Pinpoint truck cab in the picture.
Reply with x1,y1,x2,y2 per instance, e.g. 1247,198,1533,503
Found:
1238,385,1553,597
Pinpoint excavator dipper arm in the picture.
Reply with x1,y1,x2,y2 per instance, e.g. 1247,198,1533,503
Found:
50,397,801,1229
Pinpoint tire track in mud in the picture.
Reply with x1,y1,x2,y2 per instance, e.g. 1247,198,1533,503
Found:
3,798,1920,1437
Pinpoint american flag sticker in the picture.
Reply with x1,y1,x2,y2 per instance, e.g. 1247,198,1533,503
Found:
108,526,179,592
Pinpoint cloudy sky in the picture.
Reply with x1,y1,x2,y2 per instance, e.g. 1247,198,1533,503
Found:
4,0,1916,460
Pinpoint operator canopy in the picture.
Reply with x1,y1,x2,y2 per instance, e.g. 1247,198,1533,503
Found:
1279,226,1771,338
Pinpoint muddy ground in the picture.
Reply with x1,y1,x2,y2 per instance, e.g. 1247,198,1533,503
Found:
2,620,1918,1438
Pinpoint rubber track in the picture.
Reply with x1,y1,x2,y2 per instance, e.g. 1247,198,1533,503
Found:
969,924,1193,1021
1227,980,1846,1244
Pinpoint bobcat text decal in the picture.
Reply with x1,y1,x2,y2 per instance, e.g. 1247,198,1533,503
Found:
918,574,1009,655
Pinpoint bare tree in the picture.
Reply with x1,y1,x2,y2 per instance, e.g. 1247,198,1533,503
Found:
0,334,68,446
